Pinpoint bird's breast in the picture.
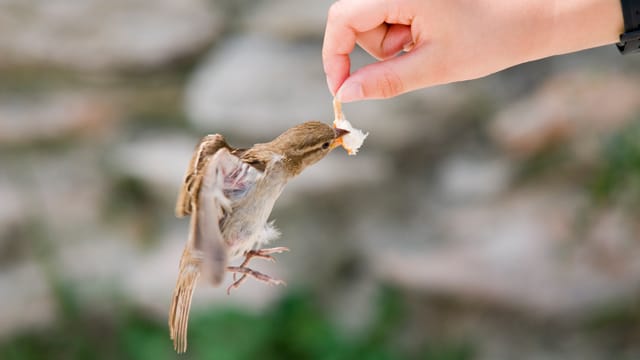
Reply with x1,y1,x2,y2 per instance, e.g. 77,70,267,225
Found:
220,161,288,259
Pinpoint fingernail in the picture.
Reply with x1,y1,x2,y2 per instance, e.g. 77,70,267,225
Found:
403,41,415,52
336,81,363,103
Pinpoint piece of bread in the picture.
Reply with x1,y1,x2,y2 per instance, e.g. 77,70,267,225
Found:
332,99,368,155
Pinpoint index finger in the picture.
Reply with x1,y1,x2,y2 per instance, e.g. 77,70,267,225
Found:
322,0,392,94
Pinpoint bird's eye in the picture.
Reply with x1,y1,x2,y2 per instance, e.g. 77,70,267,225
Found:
322,142,330,150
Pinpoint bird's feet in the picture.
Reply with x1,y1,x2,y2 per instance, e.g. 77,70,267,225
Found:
226,247,289,294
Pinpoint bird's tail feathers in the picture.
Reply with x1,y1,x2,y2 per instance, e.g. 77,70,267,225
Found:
168,250,201,354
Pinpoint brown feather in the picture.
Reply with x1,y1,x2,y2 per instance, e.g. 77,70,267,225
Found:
175,134,230,217
168,216,202,353
239,145,272,172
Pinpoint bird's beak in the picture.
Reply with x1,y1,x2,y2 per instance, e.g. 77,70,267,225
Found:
331,127,350,149
333,127,350,138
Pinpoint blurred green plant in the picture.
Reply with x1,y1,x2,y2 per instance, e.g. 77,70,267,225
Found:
591,119,640,206
0,287,474,360
514,143,571,183
584,295,640,354
103,175,163,247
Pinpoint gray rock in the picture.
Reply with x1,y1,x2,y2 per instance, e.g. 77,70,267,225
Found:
0,92,117,144
26,149,107,235
0,175,27,229
0,0,222,71
109,132,196,196
242,0,333,40
185,35,332,139
281,152,391,205
0,149,106,250
0,261,56,338
490,71,640,157
370,185,640,318
436,153,513,201
54,229,138,285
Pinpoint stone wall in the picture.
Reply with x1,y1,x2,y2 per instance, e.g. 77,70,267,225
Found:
0,1,639,359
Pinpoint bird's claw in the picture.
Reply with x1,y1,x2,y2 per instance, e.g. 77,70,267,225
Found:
247,247,290,262
227,247,290,291
226,266,286,294
231,247,290,281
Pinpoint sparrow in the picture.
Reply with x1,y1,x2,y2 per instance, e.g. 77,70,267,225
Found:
168,120,351,353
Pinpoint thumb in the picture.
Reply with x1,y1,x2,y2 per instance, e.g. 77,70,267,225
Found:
336,46,439,102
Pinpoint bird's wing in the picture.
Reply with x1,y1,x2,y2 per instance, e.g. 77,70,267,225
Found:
175,134,230,218
194,148,267,281
169,146,263,353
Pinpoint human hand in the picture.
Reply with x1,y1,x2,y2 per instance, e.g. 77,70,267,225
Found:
323,0,624,102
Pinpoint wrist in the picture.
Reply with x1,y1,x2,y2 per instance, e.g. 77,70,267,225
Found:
544,0,624,56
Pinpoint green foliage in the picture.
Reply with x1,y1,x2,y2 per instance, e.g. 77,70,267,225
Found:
103,175,163,247
107,176,156,213
587,297,640,332
0,289,474,360
419,344,475,360
591,120,640,205
514,143,571,182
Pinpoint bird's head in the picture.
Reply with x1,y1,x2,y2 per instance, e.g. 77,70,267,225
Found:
268,121,349,176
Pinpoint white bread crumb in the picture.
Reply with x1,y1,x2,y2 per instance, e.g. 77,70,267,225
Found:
332,99,368,155
333,117,368,155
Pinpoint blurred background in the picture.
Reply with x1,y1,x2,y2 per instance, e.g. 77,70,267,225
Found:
0,0,639,359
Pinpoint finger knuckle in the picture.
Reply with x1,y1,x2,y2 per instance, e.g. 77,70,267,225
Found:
378,65,404,98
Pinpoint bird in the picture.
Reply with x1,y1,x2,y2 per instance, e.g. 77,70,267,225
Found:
168,120,351,353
